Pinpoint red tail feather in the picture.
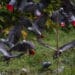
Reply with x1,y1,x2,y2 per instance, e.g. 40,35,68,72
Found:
6,4,14,12
29,49,35,55
71,21,75,27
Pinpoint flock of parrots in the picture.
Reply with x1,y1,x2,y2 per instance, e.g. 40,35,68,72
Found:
0,0,75,63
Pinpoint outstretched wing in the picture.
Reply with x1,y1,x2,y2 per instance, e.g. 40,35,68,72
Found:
9,43,22,51
7,23,22,45
53,40,75,58
0,42,23,60
59,40,75,52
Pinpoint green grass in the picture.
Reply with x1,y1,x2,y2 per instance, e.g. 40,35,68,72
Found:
0,28,75,75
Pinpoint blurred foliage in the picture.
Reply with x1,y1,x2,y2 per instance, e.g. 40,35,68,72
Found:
47,0,61,11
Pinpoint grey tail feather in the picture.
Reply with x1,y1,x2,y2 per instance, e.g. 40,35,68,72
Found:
6,53,24,58
3,53,24,61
